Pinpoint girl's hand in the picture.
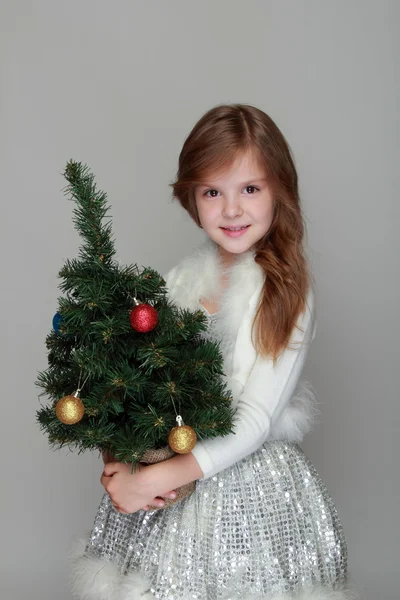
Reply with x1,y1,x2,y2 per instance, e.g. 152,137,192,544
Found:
100,461,176,513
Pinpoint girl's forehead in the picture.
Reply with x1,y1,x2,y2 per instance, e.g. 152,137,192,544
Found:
193,147,268,189
198,163,267,187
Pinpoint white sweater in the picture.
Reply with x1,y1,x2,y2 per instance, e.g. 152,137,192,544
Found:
164,239,317,481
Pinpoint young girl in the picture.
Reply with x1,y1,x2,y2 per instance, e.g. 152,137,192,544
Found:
72,104,352,600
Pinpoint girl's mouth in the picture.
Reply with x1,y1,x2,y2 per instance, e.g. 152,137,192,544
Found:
220,225,251,238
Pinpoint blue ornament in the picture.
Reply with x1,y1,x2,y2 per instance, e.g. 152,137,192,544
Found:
52,312,64,335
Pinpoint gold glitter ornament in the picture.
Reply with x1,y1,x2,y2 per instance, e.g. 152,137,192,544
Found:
55,391,85,424
168,415,197,454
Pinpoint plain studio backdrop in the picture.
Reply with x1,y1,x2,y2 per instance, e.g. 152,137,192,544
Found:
0,1,398,599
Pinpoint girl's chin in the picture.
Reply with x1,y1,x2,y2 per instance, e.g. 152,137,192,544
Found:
216,241,254,261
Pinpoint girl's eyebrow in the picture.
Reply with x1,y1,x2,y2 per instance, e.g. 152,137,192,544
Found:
199,177,267,188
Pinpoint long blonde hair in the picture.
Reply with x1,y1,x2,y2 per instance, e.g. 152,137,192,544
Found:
169,103,313,363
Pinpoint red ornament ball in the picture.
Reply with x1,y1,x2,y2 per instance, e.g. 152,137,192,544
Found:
129,303,158,332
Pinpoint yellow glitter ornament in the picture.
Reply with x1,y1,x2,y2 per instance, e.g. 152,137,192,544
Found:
55,391,85,425
168,415,197,454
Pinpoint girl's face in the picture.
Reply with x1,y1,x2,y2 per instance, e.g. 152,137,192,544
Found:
194,149,274,267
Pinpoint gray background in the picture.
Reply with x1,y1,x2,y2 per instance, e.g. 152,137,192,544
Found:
1,1,398,599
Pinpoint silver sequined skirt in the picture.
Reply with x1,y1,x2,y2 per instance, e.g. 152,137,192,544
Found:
73,441,348,600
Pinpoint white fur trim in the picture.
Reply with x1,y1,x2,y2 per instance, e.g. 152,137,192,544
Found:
70,538,358,600
269,379,319,442
69,537,153,600
164,237,264,342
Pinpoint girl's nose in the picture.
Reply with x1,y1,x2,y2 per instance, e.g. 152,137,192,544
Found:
221,196,244,218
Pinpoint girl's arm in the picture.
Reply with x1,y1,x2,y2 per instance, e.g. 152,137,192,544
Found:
166,286,316,483
144,451,204,493
102,448,204,487
101,452,203,514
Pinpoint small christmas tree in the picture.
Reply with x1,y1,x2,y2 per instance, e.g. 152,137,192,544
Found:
36,161,235,477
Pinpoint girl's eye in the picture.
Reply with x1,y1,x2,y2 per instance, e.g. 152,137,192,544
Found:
244,186,259,194
203,186,259,198
204,189,220,198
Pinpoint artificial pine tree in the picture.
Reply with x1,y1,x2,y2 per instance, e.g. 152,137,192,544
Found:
36,161,235,502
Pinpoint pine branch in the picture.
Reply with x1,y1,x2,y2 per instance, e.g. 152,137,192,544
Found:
63,160,116,265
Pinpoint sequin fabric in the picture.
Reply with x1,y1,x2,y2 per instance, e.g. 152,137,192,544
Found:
82,309,348,598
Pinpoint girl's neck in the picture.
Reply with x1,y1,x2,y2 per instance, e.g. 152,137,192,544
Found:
217,246,238,270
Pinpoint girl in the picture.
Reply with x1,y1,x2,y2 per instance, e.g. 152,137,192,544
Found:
72,104,352,600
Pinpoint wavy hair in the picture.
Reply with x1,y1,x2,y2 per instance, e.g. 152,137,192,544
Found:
169,103,313,362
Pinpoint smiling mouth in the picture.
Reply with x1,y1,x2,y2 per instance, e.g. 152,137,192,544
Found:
220,225,250,231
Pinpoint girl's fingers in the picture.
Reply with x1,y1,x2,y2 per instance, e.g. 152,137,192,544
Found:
154,491,177,507
143,492,178,511
111,500,128,515
165,491,177,499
